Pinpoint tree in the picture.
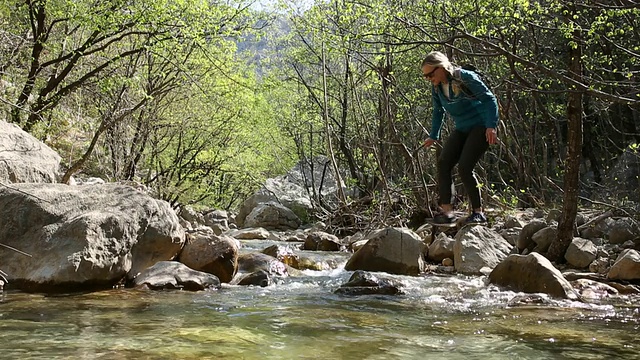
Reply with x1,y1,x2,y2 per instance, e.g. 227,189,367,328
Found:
1,0,298,210
5,0,257,133
275,0,640,232
547,1,585,262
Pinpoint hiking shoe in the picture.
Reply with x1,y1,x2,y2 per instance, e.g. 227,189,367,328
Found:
465,212,487,224
433,213,456,224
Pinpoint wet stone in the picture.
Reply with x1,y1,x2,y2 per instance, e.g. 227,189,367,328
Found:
334,270,403,296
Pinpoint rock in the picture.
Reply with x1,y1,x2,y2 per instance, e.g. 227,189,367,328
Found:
503,216,524,229
296,256,338,271
0,183,184,292
203,209,229,229
344,227,426,276
235,253,288,277
454,225,512,275
507,294,552,307
226,227,270,240
308,221,327,232
575,212,588,227
334,270,403,295
235,270,271,287
0,120,62,184
180,206,204,226
580,217,615,240
570,278,618,300
208,223,227,236
546,209,562,223
133,261,220,291
598,147,640,203
489,253,579,300
236,156,347,227
531,226,557,253
608,217,640,244
345,232,368,251
82,177,105,185
532,208,546,218
179,218,192,230
349,239,368,253
303,231,342,251
262,244,300,268
244,202,301,231
499,227,521,246
281,230,306,243
607,249,640,281
589,257,610,274
517,219,547,252
564,238,597,269
178,229,238,283
427,233,455,263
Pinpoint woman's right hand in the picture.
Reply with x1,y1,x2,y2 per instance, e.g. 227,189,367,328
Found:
423,138,437,148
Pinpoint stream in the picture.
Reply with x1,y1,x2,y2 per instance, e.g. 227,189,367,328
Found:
1,239,638,359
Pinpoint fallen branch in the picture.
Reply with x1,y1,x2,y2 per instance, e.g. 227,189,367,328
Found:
0,242,32,257
577,210,614,232
543,177,631,217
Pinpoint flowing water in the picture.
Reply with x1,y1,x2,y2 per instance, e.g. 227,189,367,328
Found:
1,243,639,359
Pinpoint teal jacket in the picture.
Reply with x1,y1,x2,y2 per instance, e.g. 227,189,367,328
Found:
429,69,499,140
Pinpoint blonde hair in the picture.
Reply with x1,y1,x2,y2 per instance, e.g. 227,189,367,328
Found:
421,51,455,77
421,51,461,94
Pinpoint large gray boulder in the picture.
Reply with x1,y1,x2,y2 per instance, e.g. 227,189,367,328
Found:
489,253,580,300
454,225,512,275
344,227,426,276
607,249,640,281
0,183,184,292
244,202,301,230
0,119,61,183
236,156,346,227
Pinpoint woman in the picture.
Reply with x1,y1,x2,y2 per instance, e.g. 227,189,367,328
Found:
421,51,499,224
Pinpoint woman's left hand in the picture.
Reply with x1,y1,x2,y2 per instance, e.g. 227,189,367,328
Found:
486,128,498,145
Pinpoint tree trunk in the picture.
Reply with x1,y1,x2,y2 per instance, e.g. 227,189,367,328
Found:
321,36,346,205
11,1,46,127
547,4,583,263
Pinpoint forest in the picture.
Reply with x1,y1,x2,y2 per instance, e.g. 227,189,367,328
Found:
1,0,639,261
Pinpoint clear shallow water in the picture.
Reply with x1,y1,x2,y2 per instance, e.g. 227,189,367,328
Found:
1,264,639,359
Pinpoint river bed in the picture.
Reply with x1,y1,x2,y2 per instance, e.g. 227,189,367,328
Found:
1,240,639,359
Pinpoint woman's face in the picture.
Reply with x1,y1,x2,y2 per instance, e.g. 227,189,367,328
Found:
421,64,445,85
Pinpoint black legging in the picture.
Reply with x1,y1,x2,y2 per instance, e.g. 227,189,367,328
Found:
438,126,489,210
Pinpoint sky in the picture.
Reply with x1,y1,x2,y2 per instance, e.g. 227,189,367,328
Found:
251,0,315,12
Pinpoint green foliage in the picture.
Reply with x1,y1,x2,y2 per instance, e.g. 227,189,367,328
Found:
2,0,639,216
0,0,300,211
127,37,298,210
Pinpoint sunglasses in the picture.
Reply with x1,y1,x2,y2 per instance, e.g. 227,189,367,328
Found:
423,67,439,79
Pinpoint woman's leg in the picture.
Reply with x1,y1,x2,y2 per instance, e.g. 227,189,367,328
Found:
457,127,489,211
438,130,466,210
